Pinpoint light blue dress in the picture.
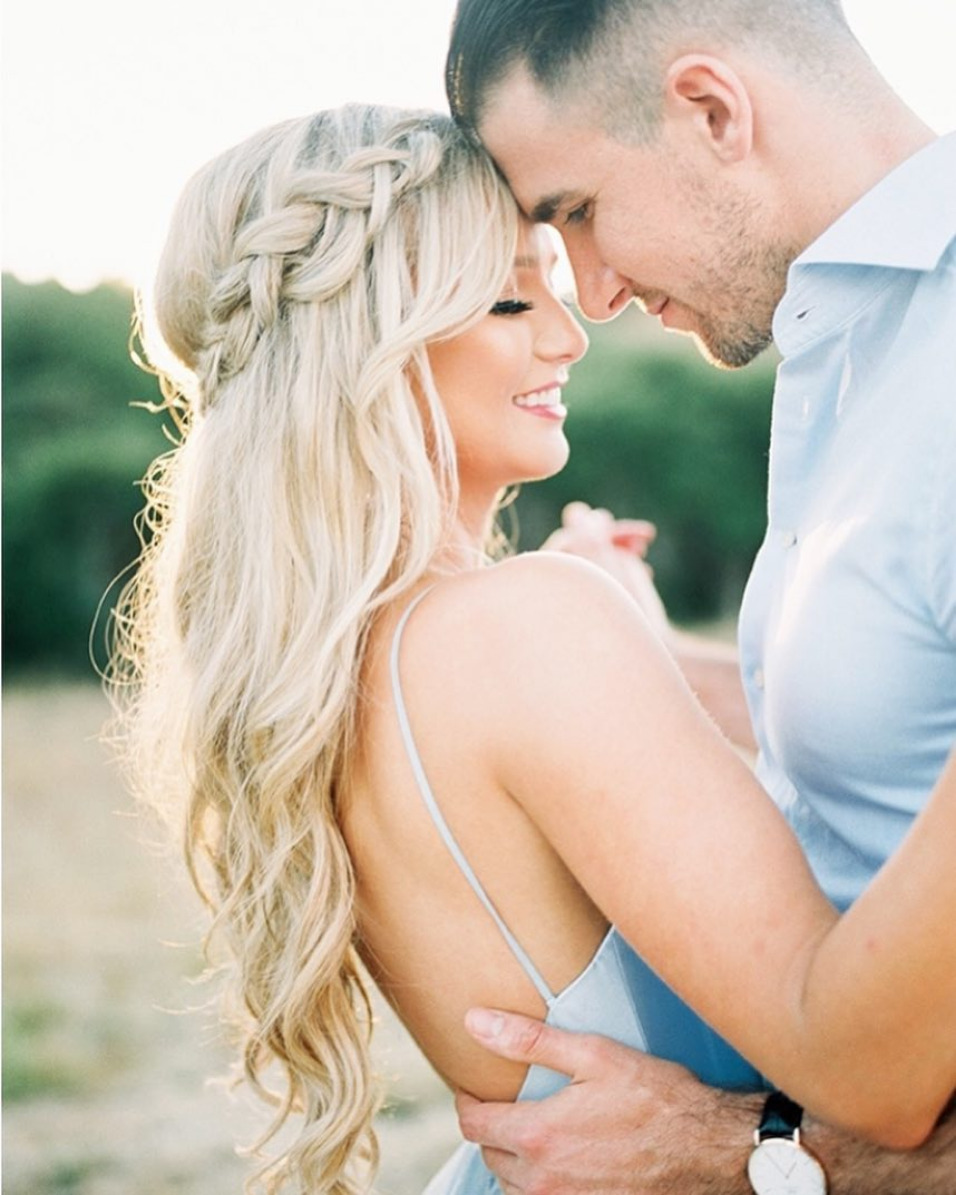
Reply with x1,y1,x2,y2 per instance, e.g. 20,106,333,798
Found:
390,594,765,1195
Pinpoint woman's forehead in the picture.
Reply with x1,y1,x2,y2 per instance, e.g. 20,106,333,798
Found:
514,220,558,271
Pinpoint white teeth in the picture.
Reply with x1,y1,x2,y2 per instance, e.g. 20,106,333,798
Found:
514,387,561,408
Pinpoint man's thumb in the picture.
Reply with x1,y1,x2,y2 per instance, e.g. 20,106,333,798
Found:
464,1008,592,1077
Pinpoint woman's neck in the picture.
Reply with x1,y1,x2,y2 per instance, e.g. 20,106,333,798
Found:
431,497,499,575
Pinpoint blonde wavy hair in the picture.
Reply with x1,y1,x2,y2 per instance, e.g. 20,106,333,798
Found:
108,104,519,1193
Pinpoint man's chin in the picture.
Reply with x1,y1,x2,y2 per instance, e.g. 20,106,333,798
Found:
692,322,774,370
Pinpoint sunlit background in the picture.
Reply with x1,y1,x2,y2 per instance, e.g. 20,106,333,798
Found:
3,0,956,293
4,6,956,1194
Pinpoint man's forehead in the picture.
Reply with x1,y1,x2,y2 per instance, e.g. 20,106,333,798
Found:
479,70,594,216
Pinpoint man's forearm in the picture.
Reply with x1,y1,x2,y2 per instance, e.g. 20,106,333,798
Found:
456,1013,955,1195
711,1091,956,1195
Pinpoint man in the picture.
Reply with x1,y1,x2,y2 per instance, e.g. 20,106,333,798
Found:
442,1,956,1191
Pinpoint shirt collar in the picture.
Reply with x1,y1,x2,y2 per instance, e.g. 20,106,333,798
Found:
796,131,956,272
773,132,956,355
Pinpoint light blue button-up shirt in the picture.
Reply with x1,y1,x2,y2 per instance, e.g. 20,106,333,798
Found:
738,133,956,912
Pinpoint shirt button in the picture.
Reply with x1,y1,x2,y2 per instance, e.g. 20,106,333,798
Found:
753,668,766,690
781,530,798,548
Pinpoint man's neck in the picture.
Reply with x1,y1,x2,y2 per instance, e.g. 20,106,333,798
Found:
784,87,937,255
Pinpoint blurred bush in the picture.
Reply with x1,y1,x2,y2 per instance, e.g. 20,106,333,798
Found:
514,308,774,621
2,276,167,674
2,277,774,676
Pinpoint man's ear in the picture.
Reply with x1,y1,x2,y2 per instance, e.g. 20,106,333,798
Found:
663,55,754,163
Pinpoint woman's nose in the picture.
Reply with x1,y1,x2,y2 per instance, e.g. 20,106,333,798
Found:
538,294,589,364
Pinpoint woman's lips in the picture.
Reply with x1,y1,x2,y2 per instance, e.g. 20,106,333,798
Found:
513,385,567,419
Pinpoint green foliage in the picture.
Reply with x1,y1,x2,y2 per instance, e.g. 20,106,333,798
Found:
514,310,774,620
1,278,774,674
3,993,134,1102
3,275,168,674
2,999,85,1101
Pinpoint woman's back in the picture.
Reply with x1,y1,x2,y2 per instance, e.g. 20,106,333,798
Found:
342,563,760,1107
343,567,612,1100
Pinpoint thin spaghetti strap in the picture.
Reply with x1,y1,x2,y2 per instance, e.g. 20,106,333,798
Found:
390,589,555,1007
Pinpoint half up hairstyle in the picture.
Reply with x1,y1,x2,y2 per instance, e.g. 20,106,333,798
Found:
108,105,518,1193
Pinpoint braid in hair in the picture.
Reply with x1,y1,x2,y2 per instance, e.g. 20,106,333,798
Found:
108,104,518,1193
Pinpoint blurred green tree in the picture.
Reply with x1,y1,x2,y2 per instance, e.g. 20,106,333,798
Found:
2,278,774,674
514,308,774,621
2,276,167,674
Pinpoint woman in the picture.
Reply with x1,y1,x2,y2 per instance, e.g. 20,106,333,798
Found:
108,105,955,1195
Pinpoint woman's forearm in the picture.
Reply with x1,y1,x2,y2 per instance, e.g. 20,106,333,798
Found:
792,750,956,1145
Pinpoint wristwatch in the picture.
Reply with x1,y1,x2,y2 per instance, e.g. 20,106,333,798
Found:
747,1091,828,1195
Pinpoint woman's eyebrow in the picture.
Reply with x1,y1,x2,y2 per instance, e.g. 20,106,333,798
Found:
514,251,559,273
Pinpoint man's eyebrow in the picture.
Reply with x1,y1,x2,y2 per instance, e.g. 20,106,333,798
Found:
529,192,572,223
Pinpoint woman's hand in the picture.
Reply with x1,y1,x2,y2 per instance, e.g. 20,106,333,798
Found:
541,502,672,644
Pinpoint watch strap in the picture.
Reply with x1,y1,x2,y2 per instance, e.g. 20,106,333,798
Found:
756,1090,804,1142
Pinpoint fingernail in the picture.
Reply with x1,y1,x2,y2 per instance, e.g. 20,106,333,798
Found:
465,1009,505,1040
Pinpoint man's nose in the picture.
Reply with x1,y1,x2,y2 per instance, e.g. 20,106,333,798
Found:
565,240,633,322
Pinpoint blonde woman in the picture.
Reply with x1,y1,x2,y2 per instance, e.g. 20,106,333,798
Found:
109,105,956,1195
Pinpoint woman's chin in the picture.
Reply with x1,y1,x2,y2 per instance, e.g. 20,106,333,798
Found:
533,441,571,482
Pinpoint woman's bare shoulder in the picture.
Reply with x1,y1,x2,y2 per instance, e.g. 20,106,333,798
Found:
417,552,634,633
404,552,656,690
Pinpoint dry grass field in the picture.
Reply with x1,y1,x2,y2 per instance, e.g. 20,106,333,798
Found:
3,682,460,1194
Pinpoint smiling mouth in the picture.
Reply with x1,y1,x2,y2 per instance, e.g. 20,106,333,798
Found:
513,386,568,417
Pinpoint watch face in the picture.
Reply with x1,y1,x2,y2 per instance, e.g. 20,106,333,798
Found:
747,1138,827,1195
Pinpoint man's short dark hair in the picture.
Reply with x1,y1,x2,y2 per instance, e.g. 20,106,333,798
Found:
446,0,618,133
446,0,855,144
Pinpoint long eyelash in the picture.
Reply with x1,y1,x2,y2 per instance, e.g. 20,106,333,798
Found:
490,298,534,315
564,203,591,226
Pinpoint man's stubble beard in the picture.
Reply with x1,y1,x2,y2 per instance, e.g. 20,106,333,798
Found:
686,185,798,370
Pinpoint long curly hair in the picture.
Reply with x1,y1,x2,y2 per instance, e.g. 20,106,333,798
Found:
107,104,519,1193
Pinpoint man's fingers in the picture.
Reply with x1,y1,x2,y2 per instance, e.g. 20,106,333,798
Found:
479,1146,524,1188
457,1089,529,1151
464,1008,602,1076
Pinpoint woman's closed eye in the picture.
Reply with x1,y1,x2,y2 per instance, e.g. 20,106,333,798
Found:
490,298,534,316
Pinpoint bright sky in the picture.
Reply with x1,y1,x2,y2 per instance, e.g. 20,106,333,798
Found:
3,0,955,293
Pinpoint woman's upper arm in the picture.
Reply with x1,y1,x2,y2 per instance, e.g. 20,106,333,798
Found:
482,556,832,1065
475,553,953,1141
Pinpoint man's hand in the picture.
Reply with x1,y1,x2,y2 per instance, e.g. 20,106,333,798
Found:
457,1008,756,1195
541,502,672,644
458,1010,956,1195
